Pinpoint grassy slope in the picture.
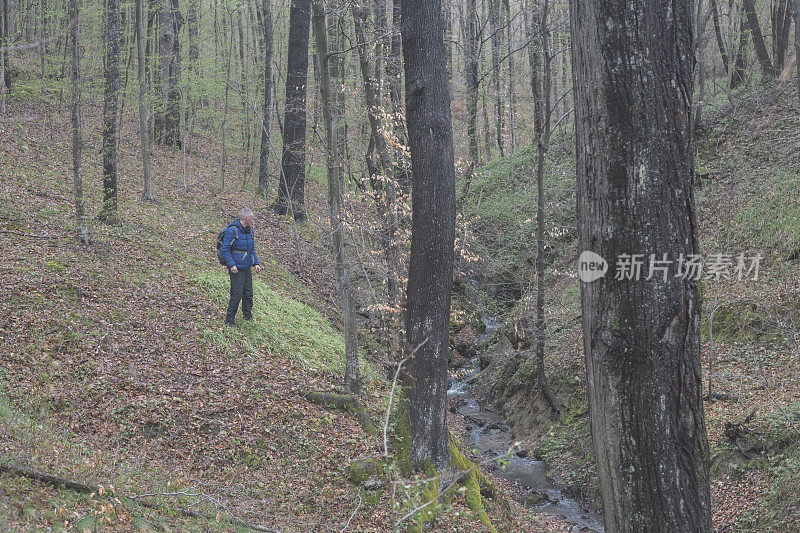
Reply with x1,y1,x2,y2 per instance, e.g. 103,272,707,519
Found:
0,70,553,531
462,83,800,530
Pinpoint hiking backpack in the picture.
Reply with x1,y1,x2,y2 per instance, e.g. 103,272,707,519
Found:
216,222,239,265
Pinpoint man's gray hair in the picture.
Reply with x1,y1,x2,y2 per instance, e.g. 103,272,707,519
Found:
239,207,255,219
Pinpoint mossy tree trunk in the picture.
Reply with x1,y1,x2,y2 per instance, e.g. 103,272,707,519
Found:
401,0,456,468
570,0,712,530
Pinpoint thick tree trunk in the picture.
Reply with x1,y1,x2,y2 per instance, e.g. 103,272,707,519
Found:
100,0,120,224
275,0,311,221
463,0,479,196
569,0,712,531
257,0,273,199
136,0,155,202
70,0,89,244
742,0,777,78
311,0,361,395
155,0,181,147
401,0,456,468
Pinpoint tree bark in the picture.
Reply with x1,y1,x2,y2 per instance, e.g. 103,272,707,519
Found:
155,0,181,147
569,0,712,530
311,0,361,395
387,0,408,193
353,4,401,342
488,0,504,157
742,0,777,78
794,0,800,105
100,0,120,224
533,0,558,417
771,0,792,72
136,0,155,202
70,0,89,244
401,0,456,468
462,0,479,196
275,0,311,221
731,5,748,89
257,0,273,199
709,0,729,77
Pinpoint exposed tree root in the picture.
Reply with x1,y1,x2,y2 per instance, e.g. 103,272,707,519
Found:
300,390,377,435
0,462,276,532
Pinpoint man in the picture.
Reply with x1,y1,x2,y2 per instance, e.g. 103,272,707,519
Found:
220,208,262,326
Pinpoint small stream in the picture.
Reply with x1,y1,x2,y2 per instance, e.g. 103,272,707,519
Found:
448,318,604,532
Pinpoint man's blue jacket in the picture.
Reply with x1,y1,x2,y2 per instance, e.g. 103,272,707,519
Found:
220,220,259,270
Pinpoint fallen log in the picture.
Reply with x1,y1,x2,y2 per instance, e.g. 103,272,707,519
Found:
300,390,377,436
0,462,276,532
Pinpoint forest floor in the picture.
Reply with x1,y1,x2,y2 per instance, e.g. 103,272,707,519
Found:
0,73,574,531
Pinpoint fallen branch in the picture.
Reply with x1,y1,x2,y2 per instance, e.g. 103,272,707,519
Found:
0,462,276,532
0,230,63,239
301,390,377,436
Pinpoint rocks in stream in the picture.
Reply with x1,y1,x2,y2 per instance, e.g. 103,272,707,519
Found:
454,325,478,358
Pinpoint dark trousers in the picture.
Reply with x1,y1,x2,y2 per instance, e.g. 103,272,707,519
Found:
226,268,253,323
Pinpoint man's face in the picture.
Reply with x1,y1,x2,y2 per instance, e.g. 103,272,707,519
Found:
243,214,256,228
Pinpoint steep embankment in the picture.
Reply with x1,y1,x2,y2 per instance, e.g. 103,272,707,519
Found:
457,83,800,531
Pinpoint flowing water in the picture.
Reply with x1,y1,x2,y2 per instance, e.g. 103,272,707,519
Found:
448,317,604,532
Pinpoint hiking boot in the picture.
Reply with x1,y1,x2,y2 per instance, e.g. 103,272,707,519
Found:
224,320,236,328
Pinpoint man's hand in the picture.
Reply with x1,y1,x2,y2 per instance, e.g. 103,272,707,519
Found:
254,265,261,273
230,266,238,274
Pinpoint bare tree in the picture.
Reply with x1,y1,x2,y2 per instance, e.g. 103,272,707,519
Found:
743,0,777,78
257,0,274,199
570,0,712,529
137,0,155,202
155,0,181,146
99,0,121,224
312,0,361,394
70,0,89,244
462,0,479,196
401,0,457,467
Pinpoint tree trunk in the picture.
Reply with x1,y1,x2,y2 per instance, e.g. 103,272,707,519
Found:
1,0,9,90
488,0,504,157
156,0,181,146
100,0,120,224
401,0,456,468
70,0,89,244
257,0,273,199
137,0,155,202
386,0,408,193
534,0,558,417
709,0,729,76
771,0,792,72
352,4,401,338
462,0,479,196
794,0,799,105
275,0,311,221
731,5,748,89
0,0,6,114
523,0,542,144
742,0,777,78
569,0,712,530
311,0,361,395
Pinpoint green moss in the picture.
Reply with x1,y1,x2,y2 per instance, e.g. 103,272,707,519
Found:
43,260,67,273
449,434,497,532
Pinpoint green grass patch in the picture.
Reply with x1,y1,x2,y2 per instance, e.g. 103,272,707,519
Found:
197,270,379,382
